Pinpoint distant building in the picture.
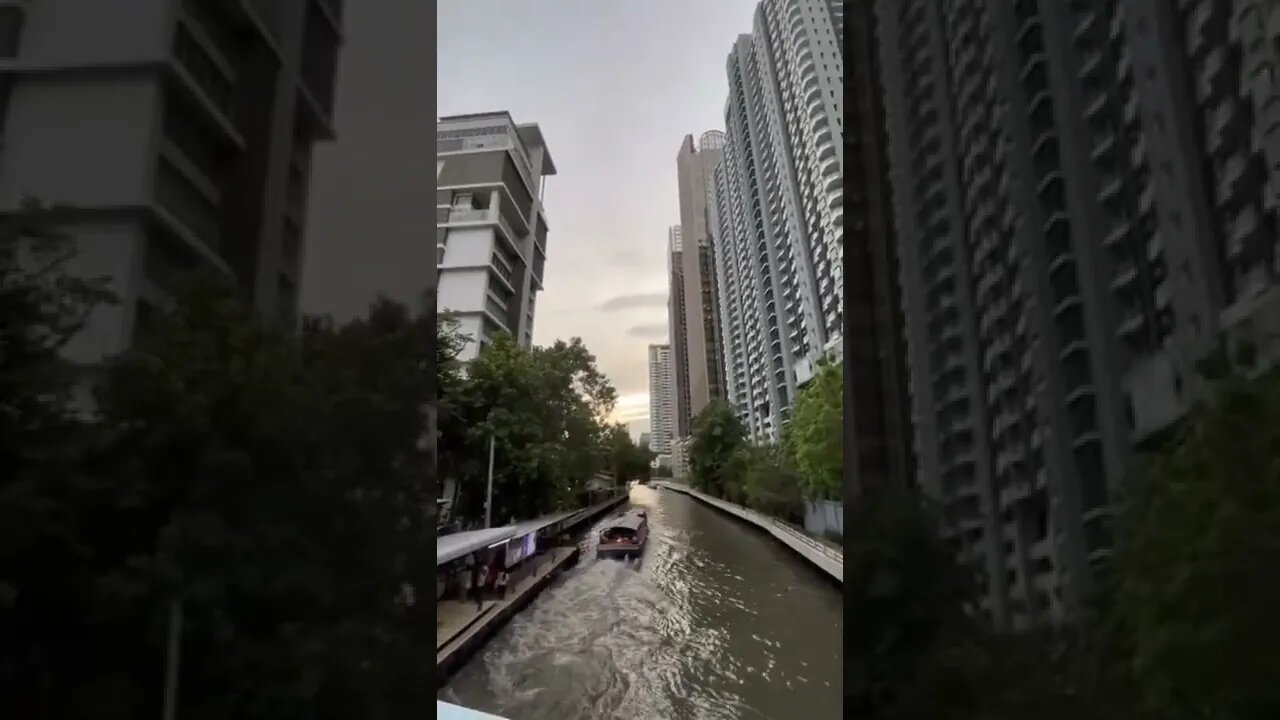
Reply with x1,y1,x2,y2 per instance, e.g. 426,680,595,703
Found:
670,436,692,480
637,432,651,451
647,343,676,454
674,131,729,425
666,227,692,437
436,111,557,361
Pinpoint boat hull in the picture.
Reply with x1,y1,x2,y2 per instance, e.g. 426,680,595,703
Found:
596,542,644,560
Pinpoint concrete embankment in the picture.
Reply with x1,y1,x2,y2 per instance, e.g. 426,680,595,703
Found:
655,481,843,586
435,493,628,685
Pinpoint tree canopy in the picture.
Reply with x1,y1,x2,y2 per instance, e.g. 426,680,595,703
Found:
687,399,748,497
784,358,842,501
435,319,621,527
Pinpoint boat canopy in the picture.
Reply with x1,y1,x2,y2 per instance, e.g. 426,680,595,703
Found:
605,512,646,532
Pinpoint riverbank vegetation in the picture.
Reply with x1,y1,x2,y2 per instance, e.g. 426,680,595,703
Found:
685,359,842,522
436,319,649,528
847,335,1280,718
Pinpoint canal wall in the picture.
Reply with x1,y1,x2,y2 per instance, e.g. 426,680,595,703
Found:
655,481,843,586
435,492,628,685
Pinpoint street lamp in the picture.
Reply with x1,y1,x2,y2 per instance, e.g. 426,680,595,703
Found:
485,430,495,529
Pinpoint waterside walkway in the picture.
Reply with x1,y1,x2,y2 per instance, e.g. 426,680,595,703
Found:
654,481,843,585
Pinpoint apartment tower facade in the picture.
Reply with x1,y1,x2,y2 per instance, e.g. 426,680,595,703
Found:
436,112,556,361
842,0,915,492
712,0,845,441
667,225,693,437
876,0,1280,629
674,131,728,425
647,343,675,456
0,0,343,363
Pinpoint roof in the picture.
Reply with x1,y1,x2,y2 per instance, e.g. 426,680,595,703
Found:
604,512,646,532
516,123,557,176
436,527,518,566
507,507,581,538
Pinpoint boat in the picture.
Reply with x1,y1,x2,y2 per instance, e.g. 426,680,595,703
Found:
596,509,649,560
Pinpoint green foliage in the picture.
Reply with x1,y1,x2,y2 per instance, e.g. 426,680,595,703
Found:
1,218,437,717
0,200,120,716
1109,370,1280,719
844,484,1135,719
729,444,804,522
688,399,747,496
435,322,620,526
784,359,842,500
606,424,652,485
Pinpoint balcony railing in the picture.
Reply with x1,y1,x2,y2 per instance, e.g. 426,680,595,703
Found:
444,207,524,256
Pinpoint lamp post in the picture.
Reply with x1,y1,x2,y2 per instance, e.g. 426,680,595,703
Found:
484,431,495,529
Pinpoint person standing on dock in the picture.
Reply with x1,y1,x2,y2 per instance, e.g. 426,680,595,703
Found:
495,569,509,599
469,553,483,610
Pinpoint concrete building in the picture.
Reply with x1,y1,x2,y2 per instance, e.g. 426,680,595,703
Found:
436,111,556,361
670,436,692,481
667,225,692,437
875,0,1280,629
647,343,676,455
712,0,845,442
674,131,728,423
0,0,343,363
1119,0,1280,439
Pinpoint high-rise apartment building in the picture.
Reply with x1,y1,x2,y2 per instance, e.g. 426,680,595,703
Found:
876,0,1280,629
647,343,676,456
840,0,914,492
675,131,728,422
712,0,845,442
667,225,693,437
436,112,556,361
0,0,343,363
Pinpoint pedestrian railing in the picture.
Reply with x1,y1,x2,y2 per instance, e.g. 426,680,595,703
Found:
766,518,844,563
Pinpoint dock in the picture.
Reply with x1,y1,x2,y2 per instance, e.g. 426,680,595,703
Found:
435,492,628,685
655,481,843,585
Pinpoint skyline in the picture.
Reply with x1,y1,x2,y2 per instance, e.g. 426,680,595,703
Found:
436,0,759,437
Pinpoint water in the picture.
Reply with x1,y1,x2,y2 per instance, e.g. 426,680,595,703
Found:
439,485,843,719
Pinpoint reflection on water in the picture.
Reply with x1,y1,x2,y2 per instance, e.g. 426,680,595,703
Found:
439,486,843,720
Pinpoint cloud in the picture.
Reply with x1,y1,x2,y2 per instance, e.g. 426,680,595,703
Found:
598,292,668,312
609,392,651,427
627,323,668,339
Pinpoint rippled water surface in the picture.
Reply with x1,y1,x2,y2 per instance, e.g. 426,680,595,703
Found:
439,485,843,719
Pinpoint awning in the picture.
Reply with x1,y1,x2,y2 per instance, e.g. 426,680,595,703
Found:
436,527,519,566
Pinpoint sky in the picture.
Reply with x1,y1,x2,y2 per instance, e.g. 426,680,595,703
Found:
437,0,759,439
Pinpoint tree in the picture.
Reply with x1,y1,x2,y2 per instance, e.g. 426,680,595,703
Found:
1109,360,1280,719
606,424,652,485
688,399,747,497
0,200,120,715
844,482,985,717
785,359,842,500
76,276,435,717
445,332,618,525
731,444,804,521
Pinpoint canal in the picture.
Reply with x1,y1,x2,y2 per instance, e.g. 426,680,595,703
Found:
438,484,843,719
